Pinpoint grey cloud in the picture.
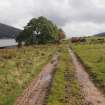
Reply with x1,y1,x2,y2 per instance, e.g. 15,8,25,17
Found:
1,0,105,37
68,0,105,23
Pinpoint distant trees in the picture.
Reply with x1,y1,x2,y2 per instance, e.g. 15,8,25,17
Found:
16,16,65,45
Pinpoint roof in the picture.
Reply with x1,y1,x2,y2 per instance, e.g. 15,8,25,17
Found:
0,39,18,47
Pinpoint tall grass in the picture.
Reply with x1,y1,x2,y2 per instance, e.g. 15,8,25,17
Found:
72,44,105,93
0,45,56,105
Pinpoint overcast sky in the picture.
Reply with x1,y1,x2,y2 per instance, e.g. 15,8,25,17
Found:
1,0,105,37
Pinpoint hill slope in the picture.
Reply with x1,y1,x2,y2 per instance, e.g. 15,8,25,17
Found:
0,23,21,39
94,32,105,37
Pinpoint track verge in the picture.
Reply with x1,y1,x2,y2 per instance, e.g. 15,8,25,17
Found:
14,54,59,105
69,48,105,105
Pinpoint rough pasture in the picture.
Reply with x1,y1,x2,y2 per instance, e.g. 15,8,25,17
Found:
72,44,105,93
0,45,56,105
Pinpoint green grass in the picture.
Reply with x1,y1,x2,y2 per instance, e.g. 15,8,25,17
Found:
72,44,105,92
47,45,84,105
0,45,56,105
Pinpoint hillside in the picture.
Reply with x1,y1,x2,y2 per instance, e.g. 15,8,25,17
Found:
0,23,21,39
94,32,105,37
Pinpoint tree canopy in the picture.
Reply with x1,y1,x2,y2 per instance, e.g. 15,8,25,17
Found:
16,16,65,45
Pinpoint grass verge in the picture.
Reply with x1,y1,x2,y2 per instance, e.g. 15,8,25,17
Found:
72,44,105,93
46,45,84,105
0,45,56,105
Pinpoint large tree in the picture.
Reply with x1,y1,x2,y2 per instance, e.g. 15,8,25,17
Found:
16,16,60,45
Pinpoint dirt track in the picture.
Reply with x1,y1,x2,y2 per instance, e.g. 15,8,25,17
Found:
69,48,105,105
14,54,59,105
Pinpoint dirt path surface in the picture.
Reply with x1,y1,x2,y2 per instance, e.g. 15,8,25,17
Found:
69,48,105,105
14,54,59,105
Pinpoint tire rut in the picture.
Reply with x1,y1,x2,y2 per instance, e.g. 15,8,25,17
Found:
14,54,59,105
69,48,105,105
